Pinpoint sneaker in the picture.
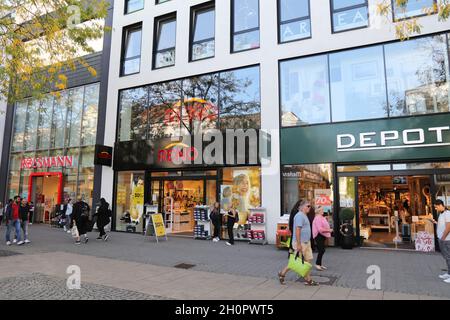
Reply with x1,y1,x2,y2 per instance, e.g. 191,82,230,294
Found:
17,241,24,246
84,237,89,244
96,236,103,240
226,242,232,246
439,273,450,280
6,241,11,246
24,239,31,244
13,239,17,244
75,241,81,245
67,230,71,234
444,278,450,284
63,227,67,232
315,265,324,271
103,235,109,242
212,238,219,242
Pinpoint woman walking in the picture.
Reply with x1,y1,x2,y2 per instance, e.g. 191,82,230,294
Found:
210,202,222,242
225,205,238,246
312,206,333,271
71,196,90,245
95,198,110,241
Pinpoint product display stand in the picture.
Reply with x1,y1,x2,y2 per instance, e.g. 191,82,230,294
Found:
194,205,211,240
248,207,268,245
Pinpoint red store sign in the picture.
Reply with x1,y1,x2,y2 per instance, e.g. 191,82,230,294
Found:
158,143,199,164
20,156,74,170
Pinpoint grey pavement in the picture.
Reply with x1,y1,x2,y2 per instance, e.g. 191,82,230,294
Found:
0,224,449,299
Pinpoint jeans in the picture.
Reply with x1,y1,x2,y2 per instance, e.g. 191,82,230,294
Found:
21,221,28,241
315,234,326,266
65,215,72,230
439,239,450,272
6,220,21,242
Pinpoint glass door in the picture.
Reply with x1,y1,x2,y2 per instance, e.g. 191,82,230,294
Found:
338,176,358,245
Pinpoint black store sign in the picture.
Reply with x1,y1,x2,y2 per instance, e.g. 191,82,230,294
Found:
94,145,113,167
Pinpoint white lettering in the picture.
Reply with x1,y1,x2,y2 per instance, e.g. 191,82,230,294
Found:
300,21,308,35
337,134,356,149
380,130,399,146
353,9,366,23
360,132,377,147
66,265,81,290
338,12,347,26
403,129,425,145
366,265,381,290
429,126,450,143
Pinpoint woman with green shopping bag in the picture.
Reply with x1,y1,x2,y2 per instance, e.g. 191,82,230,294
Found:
278,200,317,286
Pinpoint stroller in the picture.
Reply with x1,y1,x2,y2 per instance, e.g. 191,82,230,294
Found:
50,210,66,228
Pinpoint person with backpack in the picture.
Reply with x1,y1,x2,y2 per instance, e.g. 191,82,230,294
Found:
95,198,111,241
71,196,91,245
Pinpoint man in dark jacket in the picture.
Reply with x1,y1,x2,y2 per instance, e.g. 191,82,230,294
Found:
71,196,91,245
19,198,31,244
6,197,23,245
94,198,110,241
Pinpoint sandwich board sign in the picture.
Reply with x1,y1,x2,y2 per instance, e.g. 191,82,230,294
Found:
145,212,167,243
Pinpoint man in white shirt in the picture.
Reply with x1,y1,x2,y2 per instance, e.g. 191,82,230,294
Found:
64,199,73,234
433,200,450,284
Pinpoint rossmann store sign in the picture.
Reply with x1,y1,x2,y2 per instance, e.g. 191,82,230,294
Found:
281,114,450,164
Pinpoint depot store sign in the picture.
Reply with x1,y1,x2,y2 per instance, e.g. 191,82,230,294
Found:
281,114,450,164
20,156,74,170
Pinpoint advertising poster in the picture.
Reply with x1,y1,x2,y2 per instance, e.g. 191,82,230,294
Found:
314,189,332,213
130,175,145,223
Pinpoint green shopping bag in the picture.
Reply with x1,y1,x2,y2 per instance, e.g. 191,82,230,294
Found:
288,252,312,278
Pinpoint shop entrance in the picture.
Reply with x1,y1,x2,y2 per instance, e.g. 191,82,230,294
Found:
150,172,217,236
337,164,450,251
28,172,63,224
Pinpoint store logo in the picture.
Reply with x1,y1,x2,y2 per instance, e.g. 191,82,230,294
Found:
97,151,112,160
158,142,199,163
337,126,450,152
20,156,74,170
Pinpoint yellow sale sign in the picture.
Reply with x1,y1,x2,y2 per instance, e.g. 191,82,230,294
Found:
152,214,166,237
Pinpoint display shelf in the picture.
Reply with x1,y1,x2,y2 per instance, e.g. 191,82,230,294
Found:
248,208,268,245
194,205,212,240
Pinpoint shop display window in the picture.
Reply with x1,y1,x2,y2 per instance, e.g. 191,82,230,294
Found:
115,171,145,233
119,87,149,142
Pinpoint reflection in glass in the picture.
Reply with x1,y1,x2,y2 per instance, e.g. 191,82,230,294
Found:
393,0,435,20
154,18,176,68
125,0,144,14
279,0,310,43
12,100,28,151
82,84,99,146
232,0,260,52
385,35,449,117
332,6,368,32
115,171,145,233
67,87,84,147
78,147,95,205
122,26,142,75
24,100,40,151
192,7,215,61
330,46,387,122
119,87,149,142
219,66,261,129
281,55,330,126
37,96,54,150
51,93,68,149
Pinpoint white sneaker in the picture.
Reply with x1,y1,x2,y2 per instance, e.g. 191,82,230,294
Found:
6,241,11,246
63,226,67,232
24,239,31,244
444,278,450,284
67,230,71,234
13,239,17,244
226,242,232,246
439,273,450,279
213,238,219,242
17,241,24,246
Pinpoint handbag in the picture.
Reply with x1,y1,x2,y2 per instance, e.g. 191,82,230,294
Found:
71,225,79,238
288,251,312,278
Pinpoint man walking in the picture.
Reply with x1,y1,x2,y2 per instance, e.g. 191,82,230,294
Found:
6,197,23,246
65,199,73,234
433,200,450,284
20,198,31,244
94,198,110,241
278,200,318,286
71,196,91,245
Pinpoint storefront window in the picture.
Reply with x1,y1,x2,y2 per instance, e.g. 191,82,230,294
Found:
221,167,261,224
219,66,261,129
330,46,387,122
280,55,330,126
63,148,79,202
385,34,449,117
119,87,149,142
282,164,334,216
78,147,95,204
12,100,28,152
115,171,145,233
82,84,100,146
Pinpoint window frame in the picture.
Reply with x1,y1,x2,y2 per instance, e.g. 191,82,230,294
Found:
155,0,170,4
330,0,369,34
189,1,216,62
124,0,145,15
230,0,260,54
391,0,438,22
152,13,177,70
277,0,312,44
120,23,143,77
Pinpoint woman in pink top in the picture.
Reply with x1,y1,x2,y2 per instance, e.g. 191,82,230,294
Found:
313,206,333,271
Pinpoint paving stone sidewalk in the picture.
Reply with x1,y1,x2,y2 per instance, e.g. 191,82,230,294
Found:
0,225,449,299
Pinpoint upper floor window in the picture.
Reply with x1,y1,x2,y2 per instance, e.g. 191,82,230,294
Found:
156,0,170,3
331,0,369,33
125,0,144,14
153,14,176,69
392,0,436,20
278,0,311,43
120,24,142,76
190,3,215,61
231,0,260,53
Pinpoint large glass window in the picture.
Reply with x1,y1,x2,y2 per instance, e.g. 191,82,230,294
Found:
392,0,436,20
219,66,261,129
37,96,54,150
78,147,95,205
115,171,145,233
280,55,330,126
67,87,84,147
191,5,215,61
24,100,40,151
330,46,387,122
121,24,142,76
81,83,100,146
119,87,149,142
12,100,28,151
278,0,311,43
153,15,176,69
125,0,144,14
232,0,260,53
331,0,369,32
385,34,449,117
51,93,68,149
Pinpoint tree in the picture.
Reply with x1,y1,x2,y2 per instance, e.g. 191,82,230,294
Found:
0,0,108,103
377,0,450,40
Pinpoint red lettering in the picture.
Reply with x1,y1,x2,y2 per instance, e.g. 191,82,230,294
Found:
57,156,64,167
158,150,166,162
43,157,51,168
65,156,73,167
51,157,57,167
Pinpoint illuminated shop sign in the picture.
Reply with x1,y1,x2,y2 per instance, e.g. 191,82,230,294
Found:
158,142,199,163
337,127,450,152
20,156,74,170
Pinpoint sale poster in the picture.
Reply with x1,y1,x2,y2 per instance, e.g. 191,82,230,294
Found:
314,189,332,213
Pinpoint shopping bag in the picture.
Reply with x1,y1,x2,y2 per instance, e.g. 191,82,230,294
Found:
71,225,79,238
288,252,312,278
